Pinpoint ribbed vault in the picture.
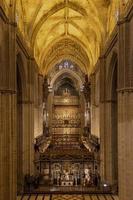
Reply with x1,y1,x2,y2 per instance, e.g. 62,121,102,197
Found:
42,38,89,74
2,0,124,74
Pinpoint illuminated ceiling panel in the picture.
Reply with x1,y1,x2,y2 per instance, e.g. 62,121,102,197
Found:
13,0,122,74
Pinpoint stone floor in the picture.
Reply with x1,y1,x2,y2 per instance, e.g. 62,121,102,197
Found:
52,194,83,200
17,194,119,200
34,186,111,193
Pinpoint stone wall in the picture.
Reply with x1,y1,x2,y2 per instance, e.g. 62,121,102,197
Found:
90,63,100,138
0,5,41,199
16,35,39,192
91,3,133,200
117,5,133,200
0,1,133,200
34,74,44,138
0,7,17,200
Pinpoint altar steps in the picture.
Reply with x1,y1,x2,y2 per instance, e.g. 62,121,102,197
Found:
17,194,50,200
17,194,119,200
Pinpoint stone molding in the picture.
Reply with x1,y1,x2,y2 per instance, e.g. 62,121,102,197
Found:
16,32,34,60
17,100,34,105
0,6,17,27
117,87,133,93
118,1,133,24
100,88,133,103
0,89,17,94
99,1,133,60
100,99,117,104
101,27,118,59
0,6,9,23
105,100,116,103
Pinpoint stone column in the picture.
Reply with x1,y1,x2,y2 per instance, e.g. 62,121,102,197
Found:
34,74,43,138
118,89,133,200
27,59,36,176
99,99,106,182
22,100,34,176
104,100,117,185
118,7,133,199
18,59,36,189
99,56,106,181
80,93,85,133
0,9,17,200
47,91,53,133
0,91,17,200
90,73,96,135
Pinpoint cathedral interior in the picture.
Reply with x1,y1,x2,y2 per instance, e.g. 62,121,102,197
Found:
0,0,133,200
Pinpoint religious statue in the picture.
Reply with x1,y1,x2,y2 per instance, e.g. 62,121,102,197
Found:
84,169,91,186
64,171,69,181
63,88,70,96
83,74,91,103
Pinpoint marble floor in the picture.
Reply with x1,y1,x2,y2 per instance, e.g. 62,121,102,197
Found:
17,194,119,200
52,194,83,200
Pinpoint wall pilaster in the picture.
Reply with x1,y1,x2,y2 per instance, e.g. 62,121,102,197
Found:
34,74,43,138
104,100,117,185
27,59,36,176
118,89,133,200
0,9,17,200
0,91,17,200
99,56,106,181
118,7,133,199
22,101,34,177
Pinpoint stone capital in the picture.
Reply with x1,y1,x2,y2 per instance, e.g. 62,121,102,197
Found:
117,87,133,93
0,89,17,94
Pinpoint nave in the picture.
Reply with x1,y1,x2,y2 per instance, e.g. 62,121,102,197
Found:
0,1,133,200
17,194,119,200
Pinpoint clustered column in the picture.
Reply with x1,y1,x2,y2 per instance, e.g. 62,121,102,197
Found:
0,90,17,200
118,89,133,200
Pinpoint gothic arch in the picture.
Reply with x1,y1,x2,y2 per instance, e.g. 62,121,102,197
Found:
16,53,27,193
16,53,27,100
49,69,83,91
106,51,118,100
44,55,88,75
105,50,118,186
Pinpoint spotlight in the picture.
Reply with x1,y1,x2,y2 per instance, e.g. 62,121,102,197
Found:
103,183,108,187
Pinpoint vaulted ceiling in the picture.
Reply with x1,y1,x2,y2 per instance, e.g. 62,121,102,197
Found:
3,0,121,74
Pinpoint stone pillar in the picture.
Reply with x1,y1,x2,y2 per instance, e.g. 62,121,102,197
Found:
39,74,43,135
22,100,34,176
118,9,133,199
99,56,106,181
118,89,133,200
90,73,95,135
0,8,17,200
34,74,43,137
0,91,17,200
99,101,105,181
104,100,117,185
47,91,53,133
18,58,36,189
80,93,85,133
27,59,36,176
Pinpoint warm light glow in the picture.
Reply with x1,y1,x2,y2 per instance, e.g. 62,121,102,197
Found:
64,98,69,103
13,0,120,74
